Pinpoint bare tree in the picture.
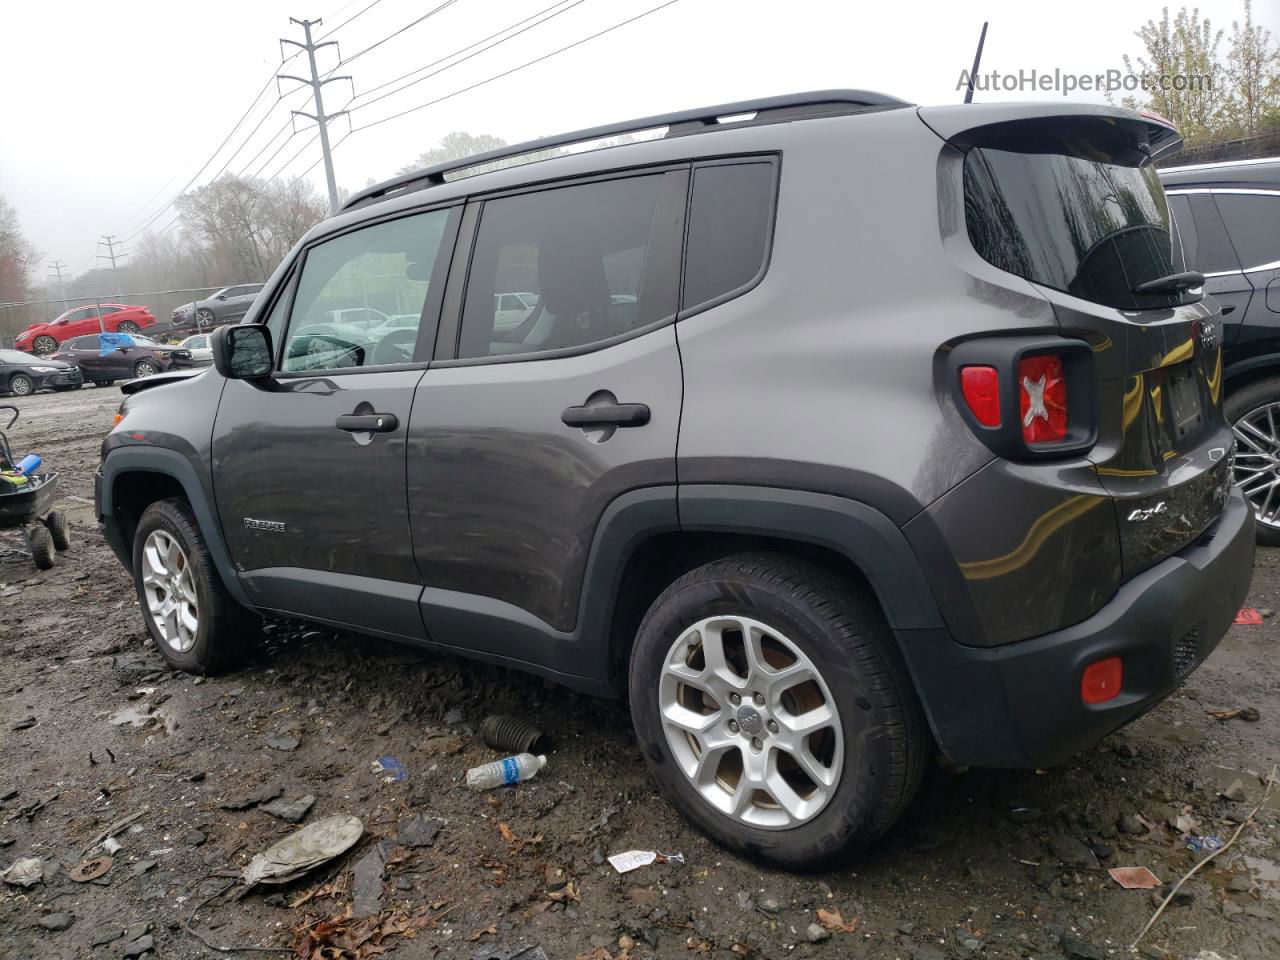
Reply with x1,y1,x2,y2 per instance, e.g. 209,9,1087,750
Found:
396,131,509,176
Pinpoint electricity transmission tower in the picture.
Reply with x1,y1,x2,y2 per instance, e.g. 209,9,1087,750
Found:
98,235,127,295
279,17,351,214
47,260,69,313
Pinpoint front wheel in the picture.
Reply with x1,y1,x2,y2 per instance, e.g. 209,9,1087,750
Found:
629,554,928,870
133,360,158,378
8,374,33,397
195,309,215,328
132,499,254,673
1225,377,1280,546
32,336,57,356
117,321,140,335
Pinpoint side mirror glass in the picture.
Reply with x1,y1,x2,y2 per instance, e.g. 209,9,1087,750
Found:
213,324,273,379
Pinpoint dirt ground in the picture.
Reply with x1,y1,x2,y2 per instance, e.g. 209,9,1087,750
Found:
1,387,1278,960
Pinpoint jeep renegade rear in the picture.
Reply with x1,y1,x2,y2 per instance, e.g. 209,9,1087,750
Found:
98,91,1254,869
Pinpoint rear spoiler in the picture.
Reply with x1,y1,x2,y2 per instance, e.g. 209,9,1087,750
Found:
917,102,1182,162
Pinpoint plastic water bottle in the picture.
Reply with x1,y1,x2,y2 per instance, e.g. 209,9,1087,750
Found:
465,753,547,791
15,454,40,476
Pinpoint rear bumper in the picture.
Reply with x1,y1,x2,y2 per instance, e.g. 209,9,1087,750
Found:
900,487,1255,768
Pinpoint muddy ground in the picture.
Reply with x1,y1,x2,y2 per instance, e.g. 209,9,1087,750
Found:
1,386,1278,960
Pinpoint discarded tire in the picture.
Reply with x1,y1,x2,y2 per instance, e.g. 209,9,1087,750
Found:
479,714,549,755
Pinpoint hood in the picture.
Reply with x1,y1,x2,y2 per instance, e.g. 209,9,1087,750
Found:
120,368,205,394
16,324,48,340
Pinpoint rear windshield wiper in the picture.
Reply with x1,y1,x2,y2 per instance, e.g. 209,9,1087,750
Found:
1133,271,1204,295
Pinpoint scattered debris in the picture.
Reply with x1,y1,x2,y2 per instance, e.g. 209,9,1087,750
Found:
351,843,387,919
397,813,445,848
80,809,145,856
242,814,364,889
265,733,301,752
466,753,547,791
606,849,684,874
1186,835,1224,853
10,716,36,731
0,856,42,887
102,837,122,855
121,934,154,958
1208,706,1262,722
816,907,859,934
1108,866,1161,889
372,756,408,783
1234,608,1263,625
479,714,550,754
221,783,284,810
260,794,316,824
544,864,580,903
38,912,74,932
68,856,113,882
806,922,831,943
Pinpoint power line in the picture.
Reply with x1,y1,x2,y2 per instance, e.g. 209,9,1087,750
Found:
349,0,586,108
325,0,459,74
316,0,388,40
263,132,322,183
349,0,684,134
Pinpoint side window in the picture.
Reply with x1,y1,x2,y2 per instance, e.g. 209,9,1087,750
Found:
280,207,452,372
682,161,776,311
1185,194,1242,273
1168,195,1195,272
1214,194,1280,271
457,172,682,360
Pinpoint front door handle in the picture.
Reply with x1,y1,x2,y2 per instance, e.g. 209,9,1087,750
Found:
1220,304,1237,315
561,402,650,428
336,413,398,433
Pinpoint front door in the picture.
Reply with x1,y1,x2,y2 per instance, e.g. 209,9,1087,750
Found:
408,170,688,678
212,205,459,641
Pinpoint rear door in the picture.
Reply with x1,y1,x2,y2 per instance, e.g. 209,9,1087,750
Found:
1213,190,1280,352
65,335,105,377
407,169,687,674
212,205,460,640
1166,191,1254,342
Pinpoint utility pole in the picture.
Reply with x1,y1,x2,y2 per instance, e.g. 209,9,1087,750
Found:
98,235,127,315
47,261,68,315
279,17,351,215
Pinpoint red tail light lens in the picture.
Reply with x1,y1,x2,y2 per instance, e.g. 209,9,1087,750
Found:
1018,354,1067,444
959,366,1001,427
1081,656,1123,705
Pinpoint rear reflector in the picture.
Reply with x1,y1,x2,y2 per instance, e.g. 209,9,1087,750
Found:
1081,656,1123,705
1018,354,1067,443
960,366,1001,427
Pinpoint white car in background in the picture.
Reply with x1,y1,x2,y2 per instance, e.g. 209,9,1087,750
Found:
179,333,214,365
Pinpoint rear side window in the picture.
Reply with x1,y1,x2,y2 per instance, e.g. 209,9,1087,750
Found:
964,147,1179,309
682,161,775,311
1215,194,1280,271
458,172,682,360
1168,194,1240,274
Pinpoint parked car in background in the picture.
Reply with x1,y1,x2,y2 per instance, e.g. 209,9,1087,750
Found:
171,284,265,331
1159,157,1280,542
99,93,1252,869
0,349,83,396
51,334,193,387
179,333,214,365
16,303,156,356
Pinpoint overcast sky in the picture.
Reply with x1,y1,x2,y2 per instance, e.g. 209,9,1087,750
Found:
3,0,1277,281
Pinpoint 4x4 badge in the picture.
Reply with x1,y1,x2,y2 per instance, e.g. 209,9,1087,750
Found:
244,518,286,533
1127,502,1167,522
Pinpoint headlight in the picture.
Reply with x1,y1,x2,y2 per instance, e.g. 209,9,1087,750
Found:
31,366,59,373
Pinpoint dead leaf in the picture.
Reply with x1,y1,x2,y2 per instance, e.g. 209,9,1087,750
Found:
468,925,497,942
1209,708,1245,720
548,878,580,903
498,822,516,844
816,907,859,933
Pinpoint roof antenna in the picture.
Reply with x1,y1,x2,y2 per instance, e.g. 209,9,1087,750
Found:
963,21,989,104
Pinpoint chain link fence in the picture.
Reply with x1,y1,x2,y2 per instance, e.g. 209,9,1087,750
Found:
0,286,254,350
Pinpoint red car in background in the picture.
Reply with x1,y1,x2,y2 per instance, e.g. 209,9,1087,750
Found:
16,303,156,356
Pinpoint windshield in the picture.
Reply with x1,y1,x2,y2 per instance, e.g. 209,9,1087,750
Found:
0,350,37,363
964,146,1182,309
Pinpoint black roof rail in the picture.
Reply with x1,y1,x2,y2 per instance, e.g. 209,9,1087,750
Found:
341,89,910,212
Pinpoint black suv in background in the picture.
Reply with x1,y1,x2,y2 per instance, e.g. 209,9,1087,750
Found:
171,284,265,331
1159,158,1280,541
98,93,1253,868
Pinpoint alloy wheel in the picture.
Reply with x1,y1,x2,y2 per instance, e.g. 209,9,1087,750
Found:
117,321,140,334
32,336,56,356
135,361,158,377
1232,402,1280,530
9,375,32,396
140,529,199,653
658,615,843,829
196,310,215,327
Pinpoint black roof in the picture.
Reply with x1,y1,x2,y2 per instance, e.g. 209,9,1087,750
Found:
1158,156,1280,190
342,89,910,213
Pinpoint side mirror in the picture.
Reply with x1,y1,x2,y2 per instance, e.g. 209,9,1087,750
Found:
216,293,228,300
213,324,274,380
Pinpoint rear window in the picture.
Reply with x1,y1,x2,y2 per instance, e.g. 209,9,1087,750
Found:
964,147,1181,309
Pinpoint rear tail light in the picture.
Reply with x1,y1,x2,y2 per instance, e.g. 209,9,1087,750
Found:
959,366,1001,426
1081,656,1122,704
1018,354,1068,444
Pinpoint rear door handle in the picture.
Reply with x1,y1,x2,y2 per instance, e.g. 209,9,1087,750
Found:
561,402,650,428
336,413,398,433
1220,304,1237,315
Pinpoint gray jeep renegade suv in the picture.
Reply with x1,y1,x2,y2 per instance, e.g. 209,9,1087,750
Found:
97,91,1255,868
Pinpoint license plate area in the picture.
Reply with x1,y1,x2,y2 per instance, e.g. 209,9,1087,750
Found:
1165,363,1203,441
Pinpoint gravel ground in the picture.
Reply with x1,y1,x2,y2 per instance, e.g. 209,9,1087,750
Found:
1,386,1279,960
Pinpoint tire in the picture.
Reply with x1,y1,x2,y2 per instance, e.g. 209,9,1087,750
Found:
43,511,71,552
1224,377,1280,547
32,336,57,356
131,499,254,674
53,385,76,392
29,526,55,570
117,321,141,335
629,553,929,870
196,309,215,328
8,374,33,397
133,360,159,378
94,380,115,388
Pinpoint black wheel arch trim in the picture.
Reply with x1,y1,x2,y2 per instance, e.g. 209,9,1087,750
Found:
98,446,252,607
1225,352,1280,386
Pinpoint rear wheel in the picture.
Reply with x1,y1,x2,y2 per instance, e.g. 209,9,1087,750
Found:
629,553,928,870
1226,377,1280,546
132,499,254,673
133,359,158,378
32,336,56,356
117,321,140,335
196,309,215,328
29,526,55,570
8,374,33,397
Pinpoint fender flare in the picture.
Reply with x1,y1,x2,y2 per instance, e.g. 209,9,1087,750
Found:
99,446,252,607
1225,352,1280,385
675,484,944,631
